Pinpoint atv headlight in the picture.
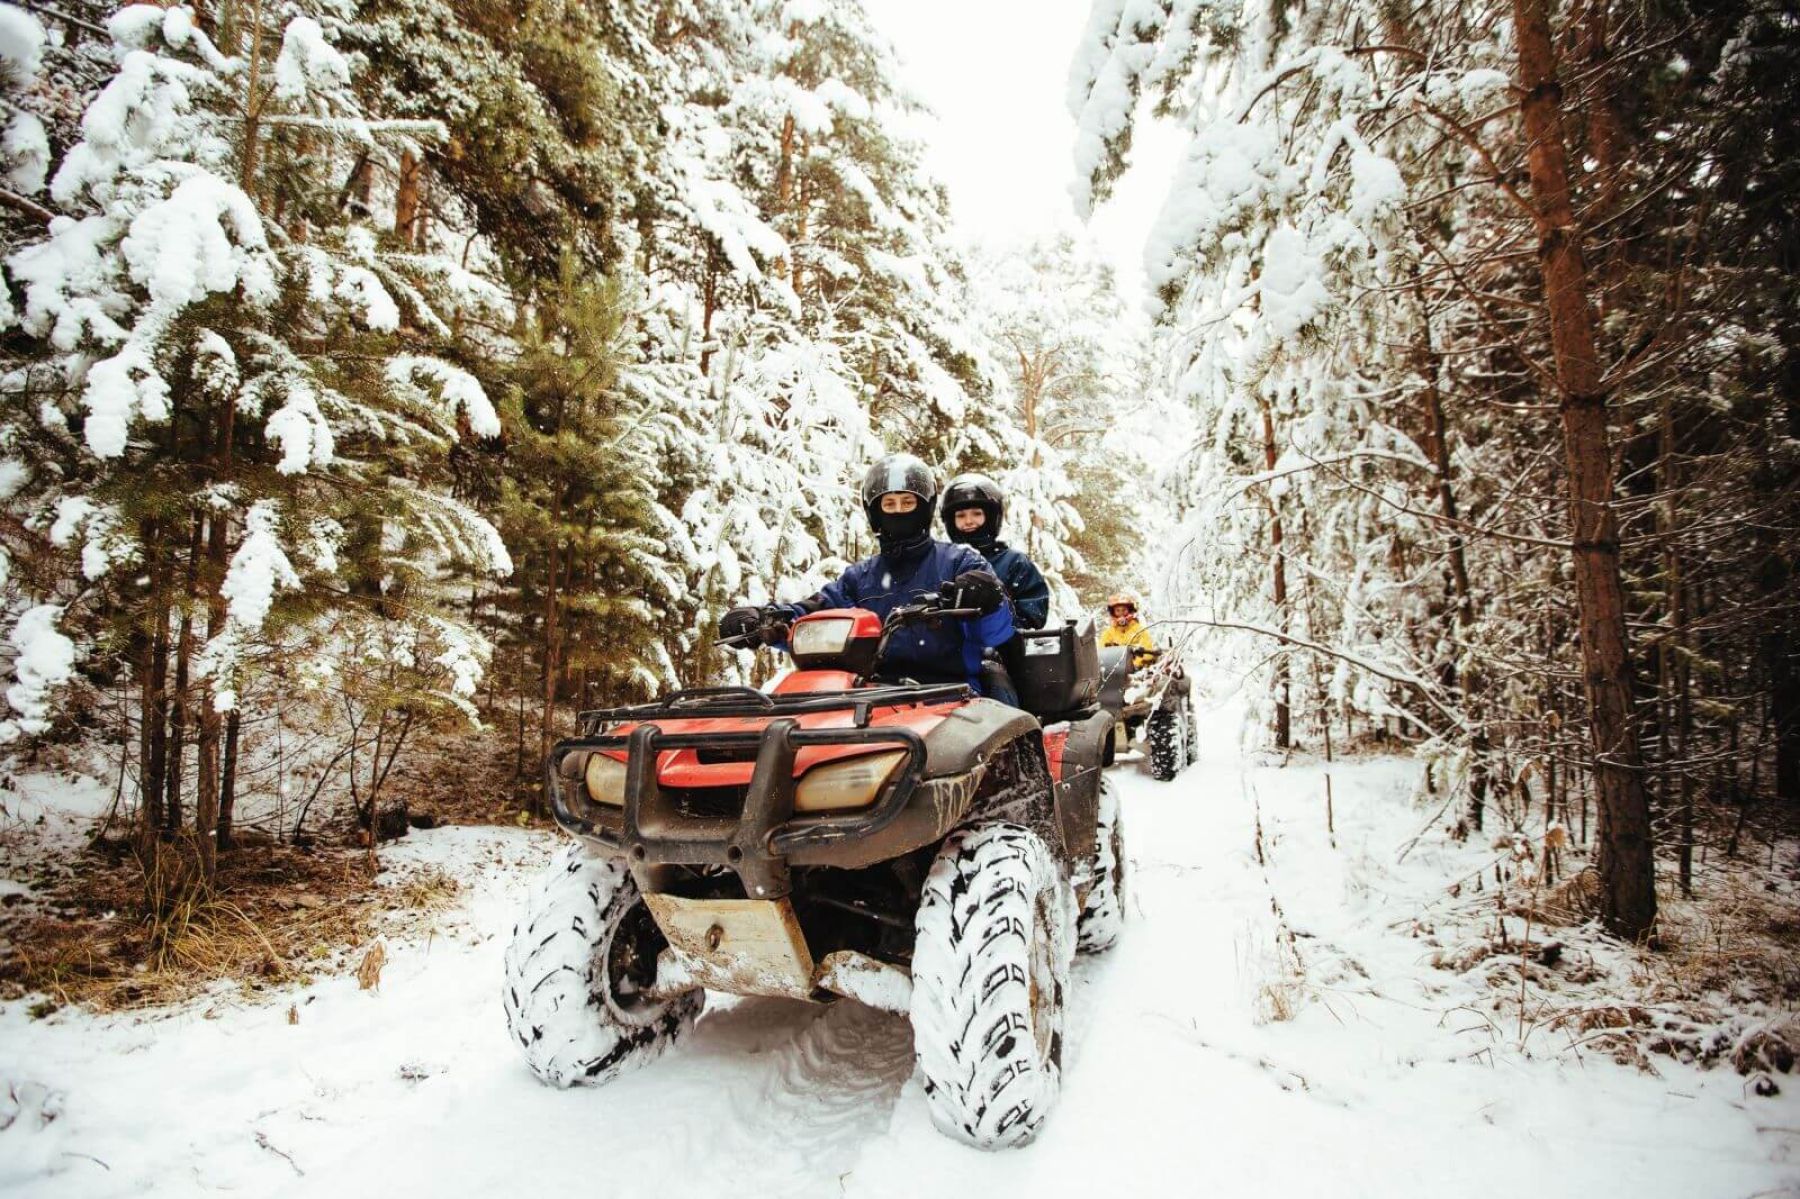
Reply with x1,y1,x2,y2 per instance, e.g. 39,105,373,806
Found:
584,752,627,807
794,750,906,813
791,617,854,659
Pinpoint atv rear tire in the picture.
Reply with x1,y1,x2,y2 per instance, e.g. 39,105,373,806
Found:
503,842,701,1088
1147,695,1190,781
911,822,1075,1149
1077,780,1126,954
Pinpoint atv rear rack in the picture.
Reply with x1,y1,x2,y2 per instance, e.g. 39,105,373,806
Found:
577,682,971,733
547,718,930,900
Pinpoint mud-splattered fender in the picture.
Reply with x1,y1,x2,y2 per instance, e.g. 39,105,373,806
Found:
919,698,1041,776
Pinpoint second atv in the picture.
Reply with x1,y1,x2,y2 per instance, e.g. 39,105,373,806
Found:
1098,644,1198,780
503,596,1124,1150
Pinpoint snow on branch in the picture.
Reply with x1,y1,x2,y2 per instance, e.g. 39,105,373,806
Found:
1,604,75,741
384,356,501,439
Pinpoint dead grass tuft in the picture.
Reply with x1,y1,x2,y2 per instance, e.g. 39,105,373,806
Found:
0,834,461,1013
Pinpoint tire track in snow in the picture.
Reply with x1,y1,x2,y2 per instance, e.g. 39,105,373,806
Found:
681,998,915,1196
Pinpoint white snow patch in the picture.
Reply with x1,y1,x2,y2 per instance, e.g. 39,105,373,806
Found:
3,605,75,740
0,6,45,87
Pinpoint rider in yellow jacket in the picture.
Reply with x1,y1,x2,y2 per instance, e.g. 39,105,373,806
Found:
1099,591,1156,667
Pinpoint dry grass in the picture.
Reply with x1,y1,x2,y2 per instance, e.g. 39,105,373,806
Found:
1242,919,1309,1025
1425,806,1800,1078
0,836,460,1014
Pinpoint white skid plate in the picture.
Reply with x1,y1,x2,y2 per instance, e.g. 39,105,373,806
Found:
644,896,913,1010
645,895,816,1001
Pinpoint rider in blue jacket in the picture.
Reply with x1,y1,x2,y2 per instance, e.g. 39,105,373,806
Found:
940,473,1051,629
717,454,1016,694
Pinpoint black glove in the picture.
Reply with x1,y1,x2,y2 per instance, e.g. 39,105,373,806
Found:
718,606,767,641
949,570,1005,615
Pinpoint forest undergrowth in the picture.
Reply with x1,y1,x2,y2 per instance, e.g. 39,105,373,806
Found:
1237,738,1800,1091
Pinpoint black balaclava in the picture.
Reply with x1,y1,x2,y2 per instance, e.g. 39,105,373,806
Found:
874,503,933,565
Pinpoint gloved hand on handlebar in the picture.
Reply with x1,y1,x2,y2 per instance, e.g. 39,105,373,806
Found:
718,605,774,641
948,570,1005,615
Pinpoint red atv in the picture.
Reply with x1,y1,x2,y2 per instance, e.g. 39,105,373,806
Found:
503,594,1124,1149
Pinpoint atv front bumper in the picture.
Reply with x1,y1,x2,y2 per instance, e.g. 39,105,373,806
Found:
547,718,984,898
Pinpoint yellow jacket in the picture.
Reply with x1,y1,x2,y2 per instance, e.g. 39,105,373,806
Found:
1100,617,1155,663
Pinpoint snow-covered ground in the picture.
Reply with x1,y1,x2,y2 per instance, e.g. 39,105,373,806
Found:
4,730,1796,1197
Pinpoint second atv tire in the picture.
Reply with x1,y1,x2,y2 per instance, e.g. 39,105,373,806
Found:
1146,694,1190,781
911,822,1075,1149
503,842,701,1088
1077,779,1126,954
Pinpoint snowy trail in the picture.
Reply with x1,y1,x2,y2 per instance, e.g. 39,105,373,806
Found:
5,731,1797,1197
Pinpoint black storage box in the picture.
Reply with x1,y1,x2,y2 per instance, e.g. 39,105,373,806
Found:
1013,618,1100,715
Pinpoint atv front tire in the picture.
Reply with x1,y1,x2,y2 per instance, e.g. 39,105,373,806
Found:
1146,694,1190,781
911,822,1075,1149
1076,780,1126,954
503,842,700,1087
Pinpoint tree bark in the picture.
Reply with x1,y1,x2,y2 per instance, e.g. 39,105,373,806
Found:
1418,327,1490,830
195,512,223,884
540,488,563,814
700,254,719,376
217,710,241,851
142,520,169,842
1260,400,1291,748
165,608,191,840
395,149,422,247
1514,0,1656,938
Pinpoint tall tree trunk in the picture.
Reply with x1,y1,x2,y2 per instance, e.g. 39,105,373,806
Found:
238,0,267,198
142,519,169,842
1419,324,1490,829
700,255,719,376
1514,0,1656,938
791,134,808,294
539,492,563,814
394,149,422,248
1260,400,1291,748
1770,353,1800,801
217,710,241,851
196,391,237,882
166,515,205,841
165,610,191,840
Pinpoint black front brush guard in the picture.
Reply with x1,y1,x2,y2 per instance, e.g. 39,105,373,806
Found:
576,681,970,733
546,719,928,900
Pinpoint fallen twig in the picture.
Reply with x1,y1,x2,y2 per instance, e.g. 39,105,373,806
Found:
255,1131,304,1177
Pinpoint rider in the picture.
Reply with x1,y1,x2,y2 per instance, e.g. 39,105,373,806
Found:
717,454,1015,694
939,473,1050,630
1099,590,1156,667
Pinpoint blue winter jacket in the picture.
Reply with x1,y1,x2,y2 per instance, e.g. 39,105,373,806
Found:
778,540,1015,692
975,541,1050,630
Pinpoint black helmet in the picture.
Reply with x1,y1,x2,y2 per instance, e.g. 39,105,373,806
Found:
941,472,1004,545
859,453,937,533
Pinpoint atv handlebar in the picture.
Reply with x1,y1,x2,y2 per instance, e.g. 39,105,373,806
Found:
718,593,981,654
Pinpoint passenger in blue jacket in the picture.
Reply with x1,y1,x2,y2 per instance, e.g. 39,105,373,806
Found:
717,454,1016,694
939,473,1050,629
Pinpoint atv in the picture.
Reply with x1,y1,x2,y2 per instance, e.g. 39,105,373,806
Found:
503,595,1124,1150
1097,644,1198,781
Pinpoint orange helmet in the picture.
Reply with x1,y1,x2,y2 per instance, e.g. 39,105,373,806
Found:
1106,591,1138,614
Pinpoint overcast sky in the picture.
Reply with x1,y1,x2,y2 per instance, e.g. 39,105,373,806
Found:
861,0,1183,301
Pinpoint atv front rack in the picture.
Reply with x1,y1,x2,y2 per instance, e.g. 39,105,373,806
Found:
576,682,971,734
546,718,929,899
